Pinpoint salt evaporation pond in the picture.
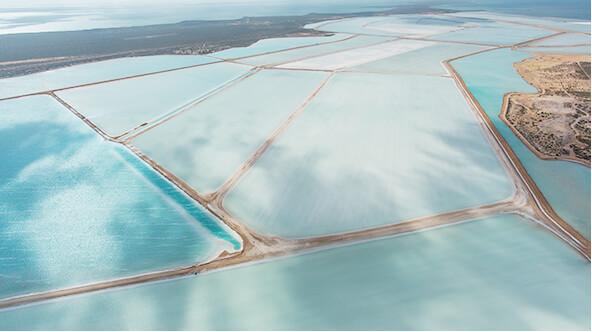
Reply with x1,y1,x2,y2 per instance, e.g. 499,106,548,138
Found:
132,69,328,194
348,43,489,75
367,14,475,27
0,55,217,100
307,14,471,39
429,20,553,45
0,214,588,330
363,18,459,38
447,11,592,33
55,62,252,137
276,39,433,70
310,14,555,46
307,16,400,36
451,48,591,239
528,33,591,47
241,35,392,66
225,72,514,238
210,33,350,59
518,45,592,55
0,95,239,299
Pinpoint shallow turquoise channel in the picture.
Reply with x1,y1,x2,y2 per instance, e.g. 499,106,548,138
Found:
0,214,588,330
0,95,240,299
451,48,591,239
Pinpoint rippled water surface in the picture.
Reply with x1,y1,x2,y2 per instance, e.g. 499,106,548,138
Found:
0,95,239,299
225,72,513,238
0,214,588,330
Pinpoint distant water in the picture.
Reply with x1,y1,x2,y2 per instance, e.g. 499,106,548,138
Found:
0,0,589,36
438,0,591,20
0,214,588,330
0,95,239,299
0,1,397,35
451,49,591,239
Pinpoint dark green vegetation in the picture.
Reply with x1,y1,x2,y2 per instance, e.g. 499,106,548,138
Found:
0,5,453,78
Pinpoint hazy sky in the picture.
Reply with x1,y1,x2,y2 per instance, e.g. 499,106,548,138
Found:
0,0,420,34
0,0,418,9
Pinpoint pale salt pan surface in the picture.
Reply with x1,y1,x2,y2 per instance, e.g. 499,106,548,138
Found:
276,39,434,70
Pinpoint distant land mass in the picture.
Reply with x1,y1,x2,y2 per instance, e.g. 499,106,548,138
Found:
0,5,453,78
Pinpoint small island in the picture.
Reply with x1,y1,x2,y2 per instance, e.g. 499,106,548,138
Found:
501,53,591,166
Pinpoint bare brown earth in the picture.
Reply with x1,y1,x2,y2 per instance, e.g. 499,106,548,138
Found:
501,53,591,166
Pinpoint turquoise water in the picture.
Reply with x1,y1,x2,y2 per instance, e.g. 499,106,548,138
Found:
438,1,591,20
349,42,489,75
132,69,328,194
0,55,217,100
0,1,399,35
210,33,350,59
0,95,239,299
363,16,459,38
2,1,588,36
55,62,251,137
310,16,399,36
446,11,592,32
452,48,591,239
518,46,592,55
225,72,513,238
430,21,554,45
0,214,588,330
369,14,481,27
519,32,591,54
242,35,393,66
312,15,462,38
277,39,433,70
530,33,591,46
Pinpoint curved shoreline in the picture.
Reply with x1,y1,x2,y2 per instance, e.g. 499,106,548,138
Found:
499,91,591,168
443,56,590,258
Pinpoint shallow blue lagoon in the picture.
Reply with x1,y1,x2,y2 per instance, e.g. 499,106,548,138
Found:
429,20,554,46
225,73,513,238
210,33,350,59
242,35,393,66
0,55,217,100
0,1,400,35
55,62,252,138
438,2,591,20
530,33,591,47
518,46,591,55
132,69,328,194
349,43,488,75
311,16,400,36
452,48,591,239
446,11,591,32
0,214,588,330
0,95,239,299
